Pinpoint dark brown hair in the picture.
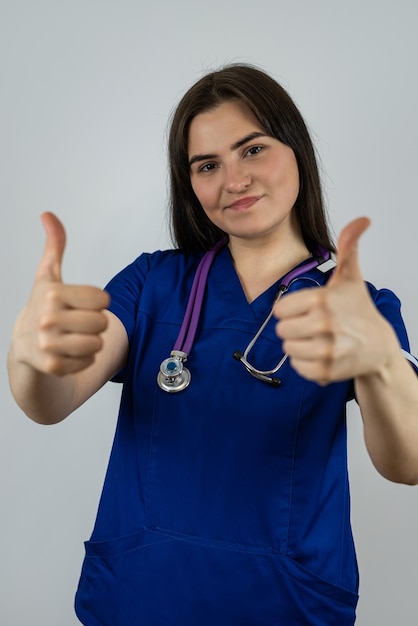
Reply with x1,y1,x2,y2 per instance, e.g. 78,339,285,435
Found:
168,63,334,254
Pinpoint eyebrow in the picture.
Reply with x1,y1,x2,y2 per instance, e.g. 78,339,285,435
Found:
188,131,267,168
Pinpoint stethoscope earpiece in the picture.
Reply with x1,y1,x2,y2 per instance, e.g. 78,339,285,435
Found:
232,350,280,387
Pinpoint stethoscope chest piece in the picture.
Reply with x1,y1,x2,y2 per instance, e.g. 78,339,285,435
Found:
157,350,191,393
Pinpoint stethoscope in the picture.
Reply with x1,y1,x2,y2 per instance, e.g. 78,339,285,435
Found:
157,241,336,393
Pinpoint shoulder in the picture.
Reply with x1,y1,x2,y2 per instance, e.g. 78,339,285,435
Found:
365,281,414,355
104,249,202,339
365,282,401,313
105,249,200,290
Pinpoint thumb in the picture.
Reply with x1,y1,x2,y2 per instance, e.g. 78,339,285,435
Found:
36,212,67,282
331,217,371,283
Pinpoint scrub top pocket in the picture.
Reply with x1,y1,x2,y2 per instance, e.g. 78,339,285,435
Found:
75,527,357,626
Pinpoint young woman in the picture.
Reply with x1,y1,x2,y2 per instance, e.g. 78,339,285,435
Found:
8,64,418,625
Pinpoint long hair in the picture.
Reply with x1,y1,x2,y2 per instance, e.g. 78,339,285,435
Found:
168,63,334,254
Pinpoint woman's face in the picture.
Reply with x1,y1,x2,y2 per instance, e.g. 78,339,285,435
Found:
188,99,300,247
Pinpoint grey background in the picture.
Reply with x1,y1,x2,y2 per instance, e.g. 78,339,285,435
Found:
1,0,418,624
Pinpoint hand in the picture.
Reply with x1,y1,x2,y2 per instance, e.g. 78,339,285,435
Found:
12,212,110,376
274,218,398,385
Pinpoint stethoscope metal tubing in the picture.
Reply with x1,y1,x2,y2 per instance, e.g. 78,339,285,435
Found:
231,279,324,386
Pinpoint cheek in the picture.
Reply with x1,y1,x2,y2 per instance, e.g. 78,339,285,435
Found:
270,159,300,201
287,157,300,196
191,179,215,212
288,170,300,202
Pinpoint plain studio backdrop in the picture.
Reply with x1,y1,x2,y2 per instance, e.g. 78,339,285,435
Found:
1,1,418,624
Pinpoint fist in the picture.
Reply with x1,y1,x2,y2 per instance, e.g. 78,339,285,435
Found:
14,212,110,376
274,218,397,384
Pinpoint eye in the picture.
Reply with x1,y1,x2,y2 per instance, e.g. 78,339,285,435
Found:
244,145,263,157
198,162,218,173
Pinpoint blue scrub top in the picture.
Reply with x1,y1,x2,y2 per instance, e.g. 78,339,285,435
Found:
75,246,415,625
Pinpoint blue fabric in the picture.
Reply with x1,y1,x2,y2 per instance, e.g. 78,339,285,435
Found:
75,247,415,625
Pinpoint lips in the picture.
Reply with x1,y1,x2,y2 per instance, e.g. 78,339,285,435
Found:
227,196,261,211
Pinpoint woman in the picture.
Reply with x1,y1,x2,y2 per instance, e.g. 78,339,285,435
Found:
8,64,418,625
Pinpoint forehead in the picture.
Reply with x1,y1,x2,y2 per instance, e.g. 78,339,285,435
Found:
187,100,264,154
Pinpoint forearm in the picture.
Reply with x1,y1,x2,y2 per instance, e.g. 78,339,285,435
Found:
355,349,418,485
7,345,77,424
8,309,128,425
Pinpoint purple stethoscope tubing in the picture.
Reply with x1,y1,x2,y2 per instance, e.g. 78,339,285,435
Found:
173,238,226,355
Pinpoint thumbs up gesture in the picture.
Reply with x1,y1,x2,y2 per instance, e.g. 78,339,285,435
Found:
13,212,110,377
274,218,397,385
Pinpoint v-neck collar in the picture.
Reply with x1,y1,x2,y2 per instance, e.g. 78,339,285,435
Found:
211,246,289,322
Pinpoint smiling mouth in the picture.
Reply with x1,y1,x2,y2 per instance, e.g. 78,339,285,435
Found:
227,196,262,211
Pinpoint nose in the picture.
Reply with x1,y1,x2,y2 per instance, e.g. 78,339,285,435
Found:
223,162,251,193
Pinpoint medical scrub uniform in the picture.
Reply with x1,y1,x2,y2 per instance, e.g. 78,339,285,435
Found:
75,246,416,625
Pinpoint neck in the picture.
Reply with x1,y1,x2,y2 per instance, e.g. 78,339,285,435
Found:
228,234,310,303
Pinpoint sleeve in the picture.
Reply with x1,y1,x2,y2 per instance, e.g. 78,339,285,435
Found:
103,253,156,383
104,253,154,342
368,284,418,374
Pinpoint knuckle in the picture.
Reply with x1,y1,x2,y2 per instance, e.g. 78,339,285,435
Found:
321,339,336,362
315,364,332,384
96,312,108,333
76,334,103,355
92,335,104,353
38,312,58,331
43,354,65,376
101,311,109,330
45,284,64,305
37,331,55,352
101,290,111,307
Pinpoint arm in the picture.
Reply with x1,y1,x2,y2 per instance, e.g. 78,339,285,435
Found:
354,337,418,485
274,218,418,485
7,212,129,424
